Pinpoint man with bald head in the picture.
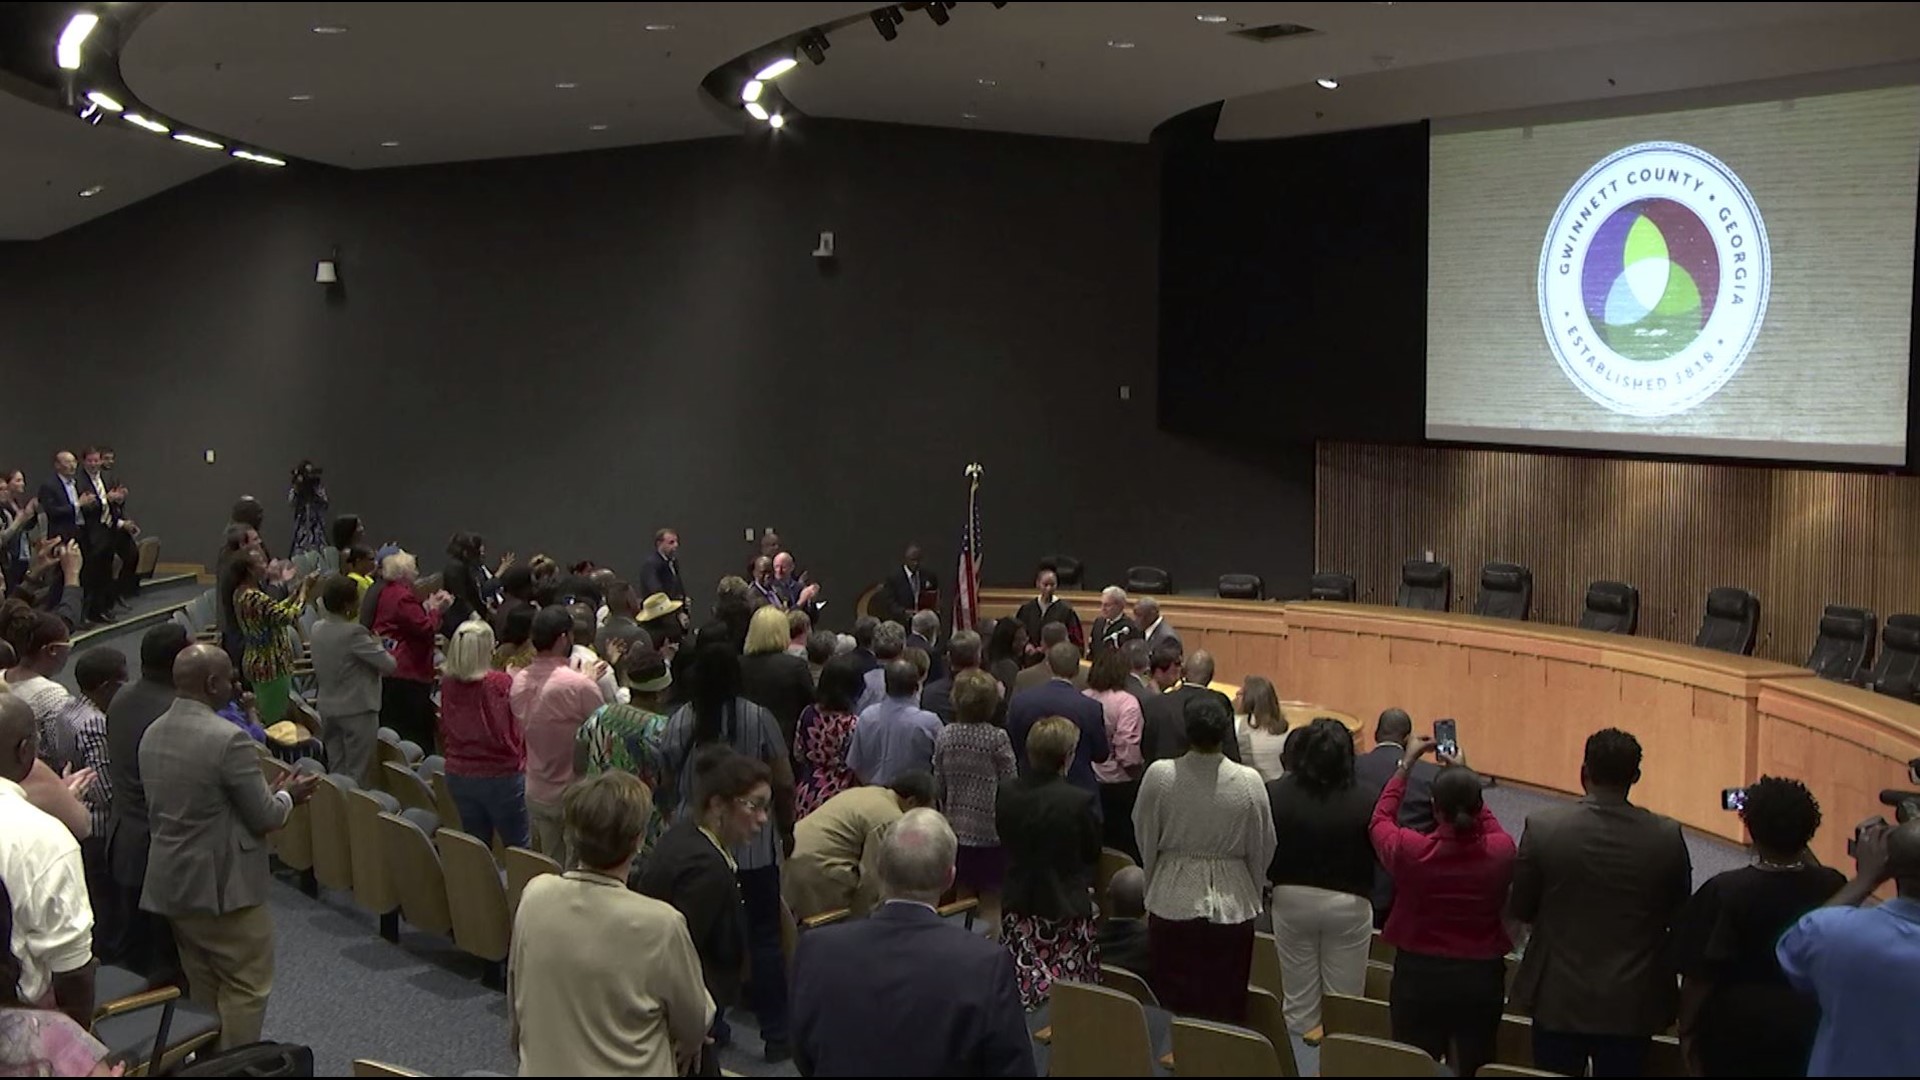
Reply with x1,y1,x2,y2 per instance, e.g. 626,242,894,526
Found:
1778,815,1920,1075
791,808,1033,1076
0,694,97,1025
1135,596,1179,656
1096,865,1152,976
140,644,317,1049
880,543,937,626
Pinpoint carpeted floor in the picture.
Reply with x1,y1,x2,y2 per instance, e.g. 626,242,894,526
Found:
245,778,1751,1077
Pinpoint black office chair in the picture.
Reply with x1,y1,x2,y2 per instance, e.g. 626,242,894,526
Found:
1578,580,1640,635
1695,587,1760,656
1040,555,1084,589
1867,614,1920,701
1472,562,1533,621
1218,574,1264,600
1806,605,1877,683
1308,572,1357,603
1395,560,1451,612
1126,566,1173,595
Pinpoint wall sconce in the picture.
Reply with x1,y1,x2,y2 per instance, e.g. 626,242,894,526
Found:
315,245,340,285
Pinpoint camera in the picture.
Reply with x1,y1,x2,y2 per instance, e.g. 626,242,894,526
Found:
1848,789,1920,856
1721,787,1747,812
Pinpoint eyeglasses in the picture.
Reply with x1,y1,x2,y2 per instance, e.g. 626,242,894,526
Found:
735,796,772,813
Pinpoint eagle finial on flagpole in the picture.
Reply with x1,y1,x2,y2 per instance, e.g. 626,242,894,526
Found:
965,462,983,481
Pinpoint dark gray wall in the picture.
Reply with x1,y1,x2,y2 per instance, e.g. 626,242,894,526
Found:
0,119,1313,619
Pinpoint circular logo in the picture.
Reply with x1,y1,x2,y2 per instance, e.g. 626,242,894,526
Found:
1538,142,1769,417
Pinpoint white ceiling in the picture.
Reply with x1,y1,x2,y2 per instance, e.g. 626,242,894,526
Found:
6,1,1919,239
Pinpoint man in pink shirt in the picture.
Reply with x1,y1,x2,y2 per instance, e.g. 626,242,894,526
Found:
510,607,607,865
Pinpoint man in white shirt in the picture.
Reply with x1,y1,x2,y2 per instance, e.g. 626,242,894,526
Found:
0,694,96,1025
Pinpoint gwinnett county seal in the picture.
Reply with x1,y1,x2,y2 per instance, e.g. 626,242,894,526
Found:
1538,141,1770,417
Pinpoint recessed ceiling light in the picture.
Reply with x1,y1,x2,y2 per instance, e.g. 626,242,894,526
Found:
754,57,799,81
588,123,609,131
57,13,99,70
288,93,314,102
380,140,400,147
172,133,224,150
977,78,997,87
745,101,769,122
84,91,124,113
77,184,104,198
1107,40,1136,49
123,113,170,134
1196,14,1229,23
1315,76,1339,89
310,25,349,34
644,23,675,32
768,114,786,130
554,82,578,89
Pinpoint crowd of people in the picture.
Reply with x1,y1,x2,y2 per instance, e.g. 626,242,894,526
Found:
0,481,1917,1077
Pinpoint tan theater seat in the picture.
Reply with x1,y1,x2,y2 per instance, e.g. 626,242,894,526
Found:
504,845,561,918
1320,1033,1439,1077
380,811,452,936
1047,980,1156,1077
1170,1017,1286,1077
439,828,512,972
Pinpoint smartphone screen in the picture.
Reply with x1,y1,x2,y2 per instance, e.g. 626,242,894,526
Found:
1434,718,1458,758
1722,786,1747,811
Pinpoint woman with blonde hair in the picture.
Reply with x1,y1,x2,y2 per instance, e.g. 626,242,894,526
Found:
1234,676,1291,782
738,604,814,748
373,549,452,750
996,715,1102,1009
440,618,528,847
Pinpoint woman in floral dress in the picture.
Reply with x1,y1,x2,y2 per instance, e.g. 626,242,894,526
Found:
792,654,864,817
995,716,1101,1009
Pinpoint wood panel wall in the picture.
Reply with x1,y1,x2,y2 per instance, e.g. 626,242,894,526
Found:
1316,442,1920,664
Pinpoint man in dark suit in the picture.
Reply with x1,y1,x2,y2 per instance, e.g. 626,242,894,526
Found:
1141,649,1242,766
1095,866,1152,977
36,450,84,542
75,447,139,622
1122,640,1156,714
140,644,318,1048
1507,728,1691,1079
879,543,937,625
906,609,947,686
637,527,685,604
919,630,979,724
1014,567,1083,652
1005,642,1110,816
848,616,881,678
1135,597,1180,656
1013,623,1075,695
1089,586,1142,659
1354,707,1440,924
791,808,1034,1077
104,624,190,980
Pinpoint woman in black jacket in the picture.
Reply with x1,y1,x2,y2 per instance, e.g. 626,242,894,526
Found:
995,715,1102,1010
639,746,773,1073
738,606,815,748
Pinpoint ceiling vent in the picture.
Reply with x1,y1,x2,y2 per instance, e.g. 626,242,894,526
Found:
1229,22,1318,43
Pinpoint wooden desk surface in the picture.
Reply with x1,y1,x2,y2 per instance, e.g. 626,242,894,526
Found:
980,586,1920,851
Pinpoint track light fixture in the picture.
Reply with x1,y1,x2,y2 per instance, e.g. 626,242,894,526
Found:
925,2,951,25
800,33,828,66
872,8,900,41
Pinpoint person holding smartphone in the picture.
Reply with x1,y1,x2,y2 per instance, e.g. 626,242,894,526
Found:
1369,731,1516,1080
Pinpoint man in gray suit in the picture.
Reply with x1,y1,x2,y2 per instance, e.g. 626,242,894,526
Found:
1134,597,1179,656
1353,708,1440,925
140,644,318,1049
1507,728,1691,1078
309,574,396,785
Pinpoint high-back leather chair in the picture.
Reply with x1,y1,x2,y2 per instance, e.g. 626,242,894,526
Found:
1395,560,1450,611
1806,605,1877,682
1309,572,1357,602
1473,562,1533,621
1218,574,1264,600
1868,614,1920,701
1040,555,1084,589
1695,587,1760,655
1125,566,1172,595
1579,580,1640,635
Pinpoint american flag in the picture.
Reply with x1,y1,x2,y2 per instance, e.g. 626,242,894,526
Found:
954,463,983,633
